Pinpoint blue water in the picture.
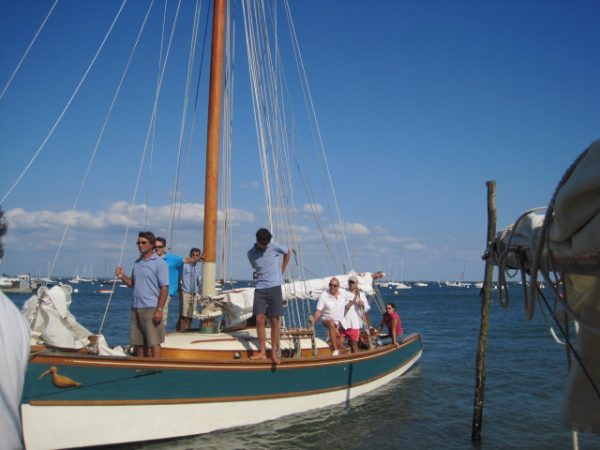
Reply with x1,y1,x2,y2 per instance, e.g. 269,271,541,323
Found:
10,283,600,449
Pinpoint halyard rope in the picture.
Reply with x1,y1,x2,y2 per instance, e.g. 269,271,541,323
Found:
0,0,128,207
0,0,59,101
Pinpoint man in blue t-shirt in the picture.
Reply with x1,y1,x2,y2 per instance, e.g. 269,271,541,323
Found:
247,228,291,364
154,237,197,334
178,247,203,332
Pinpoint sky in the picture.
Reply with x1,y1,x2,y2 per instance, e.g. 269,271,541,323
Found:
1,0,599,282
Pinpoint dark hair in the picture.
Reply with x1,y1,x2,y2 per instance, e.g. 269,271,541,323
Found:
386,302,396,311
138,231,156,245
255,228,272,243
189,247,201,256
155,236,166,247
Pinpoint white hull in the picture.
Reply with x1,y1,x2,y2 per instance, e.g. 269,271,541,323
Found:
22,349,421,449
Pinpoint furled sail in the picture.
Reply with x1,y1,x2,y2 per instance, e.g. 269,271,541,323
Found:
21,284,125,356
216,272,379,329
485,139,600,433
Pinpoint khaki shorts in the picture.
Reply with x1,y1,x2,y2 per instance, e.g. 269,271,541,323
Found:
180,291,200,318
130,308,163,347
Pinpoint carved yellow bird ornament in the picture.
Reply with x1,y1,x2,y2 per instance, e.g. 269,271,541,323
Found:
38,366,82,388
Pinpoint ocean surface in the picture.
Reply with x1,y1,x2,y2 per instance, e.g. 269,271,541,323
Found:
9,282,600,450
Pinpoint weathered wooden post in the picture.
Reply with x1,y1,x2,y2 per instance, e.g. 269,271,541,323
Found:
471,180,496,442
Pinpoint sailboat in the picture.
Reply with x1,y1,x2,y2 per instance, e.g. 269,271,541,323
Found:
15,1,422,448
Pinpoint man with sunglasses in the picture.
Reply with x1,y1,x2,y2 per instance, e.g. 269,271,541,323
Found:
311,277,347,356
154,237,199,334
116,231,169,358
247,228,291,364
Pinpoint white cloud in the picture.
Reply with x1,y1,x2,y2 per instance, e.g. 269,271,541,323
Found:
245,181,260,189
371,225,387,233
302,203,323,214
343,222,369,235
404,242,426,251
5,202,255,233
379,235,426,251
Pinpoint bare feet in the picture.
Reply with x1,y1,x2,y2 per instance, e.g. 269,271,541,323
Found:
271,353,281,365
250,353,267,360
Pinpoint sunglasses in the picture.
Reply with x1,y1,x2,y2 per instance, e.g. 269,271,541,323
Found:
348,280,356,284
155,245,165,248
136,241,150,246
386,307,393,310
329,283,339,287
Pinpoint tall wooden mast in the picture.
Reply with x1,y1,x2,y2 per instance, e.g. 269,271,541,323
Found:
202,0,226,299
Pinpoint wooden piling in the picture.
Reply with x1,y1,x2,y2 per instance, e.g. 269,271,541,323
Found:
471,180,496,442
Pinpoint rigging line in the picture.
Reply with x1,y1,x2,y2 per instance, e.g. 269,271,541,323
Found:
249,1,297,259
243,0,274,230
528,144,593,307
168,0,203,246
536,291,566,345
259,2,301,287
0,0,59,101
143,0,183,228
144,0,169,227
48,1,156,280
284,0,352,271
0,0,128,207
279,89,338,270
176,0,211,246
540,268,600,335
242,2,273,229
220,3,236,282
98,0,184,336
220,4,230,280
536,286,600,400
279,25,341,270
292,137,340,269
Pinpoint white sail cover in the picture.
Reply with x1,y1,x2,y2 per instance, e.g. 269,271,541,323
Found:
549,140,600,257
551,140,600,432
219,272,376,328
21,284,125,356
490,211,545,270
488,140,600,434
560,274,600,433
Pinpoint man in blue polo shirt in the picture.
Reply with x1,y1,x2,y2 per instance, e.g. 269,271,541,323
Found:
177,247,203,332
247,228,291,364
116,231,169,358
154,237,195,333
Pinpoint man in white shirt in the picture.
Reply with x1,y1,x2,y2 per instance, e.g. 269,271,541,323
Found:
311,277,349,356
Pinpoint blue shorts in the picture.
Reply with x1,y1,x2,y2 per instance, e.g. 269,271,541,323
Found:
253,285,284,317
